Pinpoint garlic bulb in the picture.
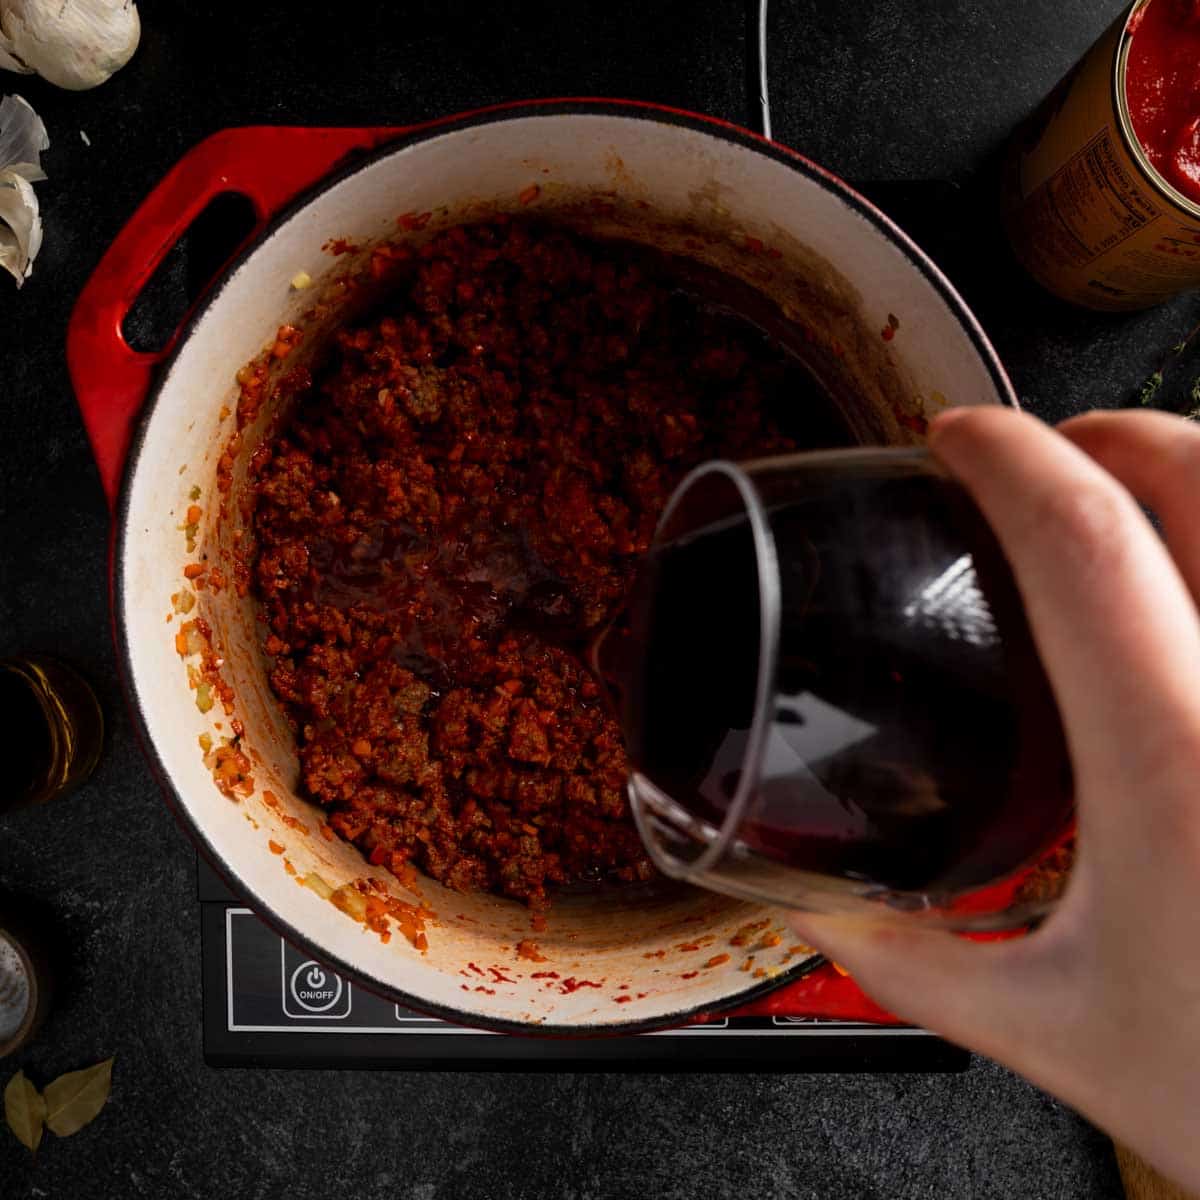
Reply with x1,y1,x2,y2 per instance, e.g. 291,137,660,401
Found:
0,0,140,91
0,92,47,285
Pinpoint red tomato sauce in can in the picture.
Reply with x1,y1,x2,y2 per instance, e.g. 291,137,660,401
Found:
1125,0,1200,205
1003,0,1200,310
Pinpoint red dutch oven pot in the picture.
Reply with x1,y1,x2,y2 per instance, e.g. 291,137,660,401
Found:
68,101,1017,1033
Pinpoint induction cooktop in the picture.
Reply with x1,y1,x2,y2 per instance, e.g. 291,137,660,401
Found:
199,858,967,1072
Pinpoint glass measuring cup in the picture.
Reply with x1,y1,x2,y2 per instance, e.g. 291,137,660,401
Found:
600,448,1074,931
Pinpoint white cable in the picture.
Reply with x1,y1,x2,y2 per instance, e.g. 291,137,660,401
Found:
757,0,772,139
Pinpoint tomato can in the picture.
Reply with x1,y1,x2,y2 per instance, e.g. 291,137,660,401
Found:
1003,0,1200,311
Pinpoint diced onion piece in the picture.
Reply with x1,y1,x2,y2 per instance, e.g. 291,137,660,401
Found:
331,884,368,921
303,873,334,901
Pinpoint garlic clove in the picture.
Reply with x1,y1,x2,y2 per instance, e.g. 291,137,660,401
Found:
0,93,46,285
0,221,24,278
0,0,141,91
0,165,42,284
0,92,48,181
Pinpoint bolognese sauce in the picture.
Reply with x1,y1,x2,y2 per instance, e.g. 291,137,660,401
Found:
250,218,849,910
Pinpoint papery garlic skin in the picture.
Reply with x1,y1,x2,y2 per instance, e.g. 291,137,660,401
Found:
0,92,46,285
0,35,31,77
0,92,47,179
0,0,140,91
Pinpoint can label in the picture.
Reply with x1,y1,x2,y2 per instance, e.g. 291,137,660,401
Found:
1004,1,1200,311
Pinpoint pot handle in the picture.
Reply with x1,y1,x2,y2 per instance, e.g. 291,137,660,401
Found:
67,125,407,510
732,963,901,1023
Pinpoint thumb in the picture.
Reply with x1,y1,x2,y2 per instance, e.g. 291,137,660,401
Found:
788,911,1039,1058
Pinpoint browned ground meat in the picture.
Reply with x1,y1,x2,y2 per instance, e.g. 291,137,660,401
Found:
251,218,837,909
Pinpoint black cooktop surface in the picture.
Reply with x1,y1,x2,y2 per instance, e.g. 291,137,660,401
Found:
199,858,966,1072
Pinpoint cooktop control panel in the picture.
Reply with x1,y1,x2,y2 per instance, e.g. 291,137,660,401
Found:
199,861,967,1071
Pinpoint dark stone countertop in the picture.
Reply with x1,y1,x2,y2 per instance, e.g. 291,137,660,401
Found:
2,1,1194,1196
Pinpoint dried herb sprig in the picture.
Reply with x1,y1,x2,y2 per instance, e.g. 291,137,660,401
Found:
1137,314,1200,420
1187,375,1200,422
1139,370,1164,407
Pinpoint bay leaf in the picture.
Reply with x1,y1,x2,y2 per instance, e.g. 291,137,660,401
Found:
4,1069,47,1153
43,1057,114,1138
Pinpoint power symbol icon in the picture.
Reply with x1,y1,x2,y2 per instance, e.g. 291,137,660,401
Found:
288,959,344,1014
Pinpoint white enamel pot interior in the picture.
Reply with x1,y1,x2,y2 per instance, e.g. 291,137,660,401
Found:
116,102,1017,1033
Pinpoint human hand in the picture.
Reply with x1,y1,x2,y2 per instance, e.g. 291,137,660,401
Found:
787,407,1200,1192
